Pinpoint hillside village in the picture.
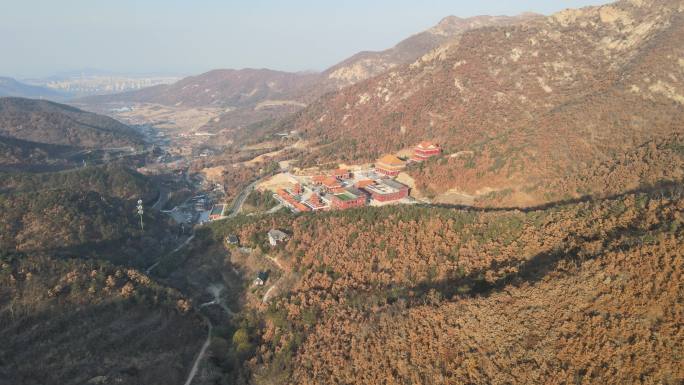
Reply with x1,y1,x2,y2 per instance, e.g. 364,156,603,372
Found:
265,141,442,213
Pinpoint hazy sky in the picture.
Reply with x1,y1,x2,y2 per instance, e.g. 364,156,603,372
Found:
1,0,612,79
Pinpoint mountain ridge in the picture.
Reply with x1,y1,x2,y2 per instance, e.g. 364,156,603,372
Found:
0,97,143,149
322,13,542,89
77,13,541,138
283,0,683,206
0,77,64,100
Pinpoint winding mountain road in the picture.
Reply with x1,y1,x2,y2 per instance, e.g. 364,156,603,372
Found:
228,178,260,218
151,186,168,210
182,177,269,385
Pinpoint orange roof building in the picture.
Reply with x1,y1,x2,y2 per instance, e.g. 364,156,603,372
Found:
331,168,352,179
276,189,310,213
375,154,406,177
355,179,375,189
322,176,344,193
412,141,441,162
311,175,327,185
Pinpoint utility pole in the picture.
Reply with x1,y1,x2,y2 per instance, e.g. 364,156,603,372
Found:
137,199,144,231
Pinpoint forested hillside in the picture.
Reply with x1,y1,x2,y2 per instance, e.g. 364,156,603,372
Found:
0,164,198,385
0,165,171,267
0,135,78,171
411,133,684,205
0,97,142,148
0,164,157,201
196,183,683,384
0,254,203,385
283,0,684,207
0,190,173,266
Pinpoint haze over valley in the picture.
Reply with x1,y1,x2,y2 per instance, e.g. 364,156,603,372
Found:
0,1,682,384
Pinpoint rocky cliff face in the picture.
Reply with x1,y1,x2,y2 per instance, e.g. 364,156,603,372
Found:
322,13,541,89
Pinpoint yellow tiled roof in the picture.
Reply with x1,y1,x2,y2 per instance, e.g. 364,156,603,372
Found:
377,154,405,166
417,141,439,150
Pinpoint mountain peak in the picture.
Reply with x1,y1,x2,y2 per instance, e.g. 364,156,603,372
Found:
429,13,542,36
325,12,541,88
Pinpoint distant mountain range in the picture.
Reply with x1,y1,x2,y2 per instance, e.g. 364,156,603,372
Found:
0,77,65,100
82,68,319,108
78,13,540,135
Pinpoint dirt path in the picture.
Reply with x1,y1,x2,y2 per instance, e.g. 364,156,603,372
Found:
266,203,284,214
199,283,234,316
262,284,277,303
151,186,168,210
266,254,283,270
145,234,195,275
262,255,283,303
187,283,238,385
183,320,212,385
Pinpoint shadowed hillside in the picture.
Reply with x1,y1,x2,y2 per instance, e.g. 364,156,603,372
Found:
0,97,142,148
0,164,173,268
0,164,156,201
0,254,204,385
0,135,79,172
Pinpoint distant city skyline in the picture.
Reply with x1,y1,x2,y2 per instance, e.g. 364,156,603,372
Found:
1,0,612,79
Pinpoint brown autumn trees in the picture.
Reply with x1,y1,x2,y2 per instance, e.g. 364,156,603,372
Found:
204,183,684,384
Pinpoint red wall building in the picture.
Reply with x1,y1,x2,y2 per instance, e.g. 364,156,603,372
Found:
277,189,311,212
375,154,406,177
412,141,441,162
331,168,352,180
330,188,366,210
363,180,409,202
322,177,344,193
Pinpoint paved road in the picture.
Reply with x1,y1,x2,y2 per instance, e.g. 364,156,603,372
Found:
151,186,168,210
228,179,261,218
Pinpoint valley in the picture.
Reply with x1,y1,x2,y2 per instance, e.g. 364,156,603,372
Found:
1,0,683,384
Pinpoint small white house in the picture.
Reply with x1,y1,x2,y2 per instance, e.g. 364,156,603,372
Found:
267,229,289,246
